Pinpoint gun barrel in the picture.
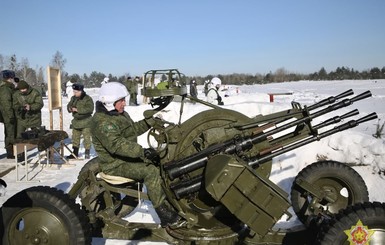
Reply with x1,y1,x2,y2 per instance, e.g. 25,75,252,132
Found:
167,157,208,180
313,109,359,130
351,91,372,103
171,175,203,199
307,89,354,111
311,90,371,118
248,112,378,167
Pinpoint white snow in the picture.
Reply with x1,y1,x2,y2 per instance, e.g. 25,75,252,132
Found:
1,79,385,244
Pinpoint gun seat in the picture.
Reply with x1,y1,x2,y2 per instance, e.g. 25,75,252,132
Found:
96,172,136,185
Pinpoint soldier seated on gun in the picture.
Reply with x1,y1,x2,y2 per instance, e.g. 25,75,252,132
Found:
91,82,180,227
13,80,44,140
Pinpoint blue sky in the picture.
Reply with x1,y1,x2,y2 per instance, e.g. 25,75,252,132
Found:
1,0,384,77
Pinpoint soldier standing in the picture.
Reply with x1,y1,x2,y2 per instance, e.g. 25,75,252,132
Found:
92,82,179,227
0,70,17,159
189,79,198,100
126,76,139,106
65,78,74,97
13,80,44,139
207,77,224,105
66,83,94,159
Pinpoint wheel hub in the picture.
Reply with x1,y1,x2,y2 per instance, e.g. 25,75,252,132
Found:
8,208,69,244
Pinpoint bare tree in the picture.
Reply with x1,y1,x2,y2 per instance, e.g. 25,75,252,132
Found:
36,66,45,83
50,51,67,83
0,54,4,70
50,51,67,70
20,57,30,79
9,54,18,71
274,67,288,83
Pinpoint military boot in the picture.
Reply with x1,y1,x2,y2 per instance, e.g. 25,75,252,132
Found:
155,203,180,227
6,146,14,159
85,149,90,159
66,147,79,159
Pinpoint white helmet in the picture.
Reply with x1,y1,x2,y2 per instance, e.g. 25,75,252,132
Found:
102,77,109,84
66,80,73,87
98,82,129,111
211,77,221,86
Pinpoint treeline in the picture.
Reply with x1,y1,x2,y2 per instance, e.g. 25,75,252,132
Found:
0,52,128,89
189,66,385,85
1,52,384,88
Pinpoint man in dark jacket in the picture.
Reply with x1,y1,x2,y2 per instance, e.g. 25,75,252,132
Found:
91,82,179,227
67,83,94,159
0,70,17,159
189,79,198,100
13,80,44,139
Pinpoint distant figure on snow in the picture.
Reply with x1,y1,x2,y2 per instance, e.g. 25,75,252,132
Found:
189,79,198,100
206,77,224,105
101,77,109,85
65,78,75,97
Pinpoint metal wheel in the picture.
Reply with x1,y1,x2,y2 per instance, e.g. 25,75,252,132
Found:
147,127,169,152
291,160,369,226
0,186,91,245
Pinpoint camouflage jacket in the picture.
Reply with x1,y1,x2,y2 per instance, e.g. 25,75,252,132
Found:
91,101,151,172
0,80,16,123
123,79,138,94
13,87,44,127
67,92,94,129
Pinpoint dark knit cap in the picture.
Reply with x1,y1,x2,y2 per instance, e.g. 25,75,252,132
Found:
17,80,30,90
1,70,15,79
72,83,84,91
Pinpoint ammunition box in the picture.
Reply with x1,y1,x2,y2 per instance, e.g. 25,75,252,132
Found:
205,154,290,236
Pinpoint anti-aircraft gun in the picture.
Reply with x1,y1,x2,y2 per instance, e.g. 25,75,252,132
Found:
1,69,385,245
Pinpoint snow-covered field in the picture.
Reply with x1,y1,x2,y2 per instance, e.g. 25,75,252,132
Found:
1,79,385,244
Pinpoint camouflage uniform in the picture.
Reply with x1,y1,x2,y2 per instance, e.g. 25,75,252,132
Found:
0,79,16,155
123,77,139,106
67,91,94,151
91,101,165,207
13,86,44,138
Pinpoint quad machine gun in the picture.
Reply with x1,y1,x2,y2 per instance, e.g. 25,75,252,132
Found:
135,69,379,242
1,69,383,245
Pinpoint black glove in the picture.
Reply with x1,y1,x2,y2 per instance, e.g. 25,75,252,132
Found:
144,148,160,163
218,96,224,105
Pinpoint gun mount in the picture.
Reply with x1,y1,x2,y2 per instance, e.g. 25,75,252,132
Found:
2,69,385,245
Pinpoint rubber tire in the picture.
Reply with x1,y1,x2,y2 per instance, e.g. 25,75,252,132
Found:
317,202,385,245
291,160,369,226
0,186,91,245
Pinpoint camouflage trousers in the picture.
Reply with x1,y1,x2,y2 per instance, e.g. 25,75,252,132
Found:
129,93,138,105
3,122,15,149
72,127,92,150
105,162,165,208
16,120,41,139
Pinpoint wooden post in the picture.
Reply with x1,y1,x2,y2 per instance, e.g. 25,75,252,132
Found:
46,67,65,161
267,93,293,103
